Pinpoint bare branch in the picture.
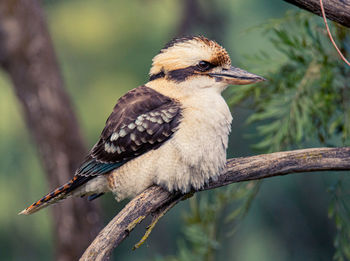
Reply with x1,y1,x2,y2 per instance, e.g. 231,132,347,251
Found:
284,0,350,28
80,147,350,261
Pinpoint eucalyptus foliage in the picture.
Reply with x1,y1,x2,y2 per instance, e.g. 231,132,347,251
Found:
228,11,350,261
229,11,350,151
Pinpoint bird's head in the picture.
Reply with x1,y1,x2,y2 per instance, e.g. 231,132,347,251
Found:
149,36,265,92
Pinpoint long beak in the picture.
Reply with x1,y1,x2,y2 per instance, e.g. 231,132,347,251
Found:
209,66,265,85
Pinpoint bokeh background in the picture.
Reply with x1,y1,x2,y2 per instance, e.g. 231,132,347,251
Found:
0,0,347,260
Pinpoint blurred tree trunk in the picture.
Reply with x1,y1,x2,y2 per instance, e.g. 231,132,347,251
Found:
177,0,228,43
176,0,200,36
0,0,101,260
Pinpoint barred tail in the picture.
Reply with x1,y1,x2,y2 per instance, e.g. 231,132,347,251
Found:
19,176,79,215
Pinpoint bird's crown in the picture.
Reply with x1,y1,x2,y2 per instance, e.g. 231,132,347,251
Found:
150,36,231,77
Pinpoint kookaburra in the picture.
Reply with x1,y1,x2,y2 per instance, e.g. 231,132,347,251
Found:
20,36,264,215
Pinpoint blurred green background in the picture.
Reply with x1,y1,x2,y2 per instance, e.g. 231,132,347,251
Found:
0,0,345,260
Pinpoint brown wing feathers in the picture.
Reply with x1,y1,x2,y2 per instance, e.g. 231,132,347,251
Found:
79,86,182,172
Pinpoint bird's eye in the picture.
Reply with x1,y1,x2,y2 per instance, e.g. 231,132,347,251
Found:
197,61,211,71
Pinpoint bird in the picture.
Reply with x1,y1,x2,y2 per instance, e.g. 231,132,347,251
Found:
19,36,265,215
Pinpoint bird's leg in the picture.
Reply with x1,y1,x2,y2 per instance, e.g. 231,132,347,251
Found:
133,192,193,250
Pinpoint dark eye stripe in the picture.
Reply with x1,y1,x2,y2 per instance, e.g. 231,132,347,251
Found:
166,62,216,82
149,71,165,81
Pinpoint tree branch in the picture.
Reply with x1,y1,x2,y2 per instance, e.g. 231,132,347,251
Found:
80,147,350,261
283,0,350,28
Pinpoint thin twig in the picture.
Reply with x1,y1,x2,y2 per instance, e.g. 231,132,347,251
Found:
319,0,350,66
132,195,185,250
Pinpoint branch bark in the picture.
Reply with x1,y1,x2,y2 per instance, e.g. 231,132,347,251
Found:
81,147,350,261
0,0,101,260
284,0,350,28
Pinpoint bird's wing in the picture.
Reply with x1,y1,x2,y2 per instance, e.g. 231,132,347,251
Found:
19,86,182,214
76,85,182,179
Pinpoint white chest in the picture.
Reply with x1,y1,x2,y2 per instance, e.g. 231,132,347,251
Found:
154,91,232,191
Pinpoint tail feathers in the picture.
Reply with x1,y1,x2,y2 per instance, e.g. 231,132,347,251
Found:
19,176,79,215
